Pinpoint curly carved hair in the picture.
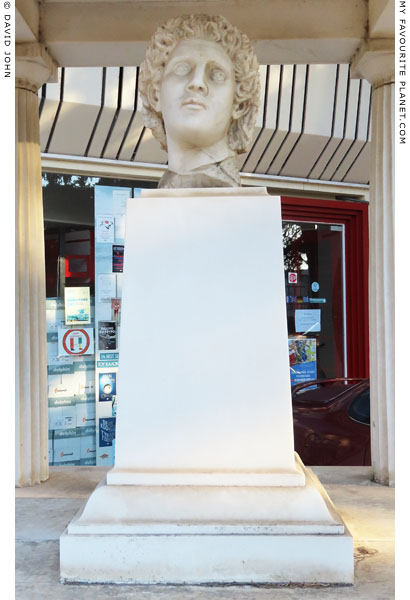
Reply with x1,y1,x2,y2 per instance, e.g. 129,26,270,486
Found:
139,14,260,154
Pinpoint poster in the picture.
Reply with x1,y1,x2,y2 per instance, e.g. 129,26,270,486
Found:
97,273,116,303
64,287,91,325
99,417,116,447
95,215,115,243
98,321,117,350
58,327,95,356
111,298,121,323
294,309,321,333
114,214,126,240
99,372,117,402
112,245,124,273
112,396,117,416
112,188,130,207
116,274,123,296
289,338,317,386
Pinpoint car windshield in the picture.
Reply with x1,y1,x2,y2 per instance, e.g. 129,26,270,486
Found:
348,388,370,425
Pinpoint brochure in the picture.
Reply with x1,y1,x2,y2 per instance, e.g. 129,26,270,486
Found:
96,214,115,243
99,372,117,402
99,417,116,447
111,298,121,323
112,245,124,273
289,338,317,386
64,287,91,325
98,321,117,350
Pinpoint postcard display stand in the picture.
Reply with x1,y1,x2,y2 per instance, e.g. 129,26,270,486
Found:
61,188,353,584
46,298,96,466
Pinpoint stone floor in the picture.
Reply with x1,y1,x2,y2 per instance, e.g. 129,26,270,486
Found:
16,466,394,599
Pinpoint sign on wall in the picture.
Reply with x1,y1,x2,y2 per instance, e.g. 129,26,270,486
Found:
58,328,94,356
294,309,321,333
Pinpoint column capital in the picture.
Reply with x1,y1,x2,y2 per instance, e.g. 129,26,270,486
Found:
350,38,394,87
16,42,58,92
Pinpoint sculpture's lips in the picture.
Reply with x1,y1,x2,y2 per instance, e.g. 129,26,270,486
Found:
182,97,207,109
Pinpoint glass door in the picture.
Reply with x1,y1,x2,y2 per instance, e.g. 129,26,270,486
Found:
283,220,346,386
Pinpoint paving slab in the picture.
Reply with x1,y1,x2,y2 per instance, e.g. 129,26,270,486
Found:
15,467,108,499
16,498,84,541
324,484,394,541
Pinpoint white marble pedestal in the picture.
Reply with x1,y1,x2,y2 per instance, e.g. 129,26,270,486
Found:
61,457,352,584
60,188,353,584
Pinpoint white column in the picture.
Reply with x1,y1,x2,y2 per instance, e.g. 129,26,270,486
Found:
351,39,395,486
15,43,57,487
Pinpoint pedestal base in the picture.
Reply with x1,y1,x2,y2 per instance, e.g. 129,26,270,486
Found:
61,529,352,585
60,457,353,584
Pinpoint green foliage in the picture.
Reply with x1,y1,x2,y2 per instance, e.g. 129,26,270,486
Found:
282,223,306,271
42,173,95,188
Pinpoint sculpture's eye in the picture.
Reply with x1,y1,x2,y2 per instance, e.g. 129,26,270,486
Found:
210,68,226,83
173,62,191,76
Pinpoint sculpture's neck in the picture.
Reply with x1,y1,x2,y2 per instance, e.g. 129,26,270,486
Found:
166,137,236,174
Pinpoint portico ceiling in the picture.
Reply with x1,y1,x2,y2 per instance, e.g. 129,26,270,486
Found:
17,0,393,67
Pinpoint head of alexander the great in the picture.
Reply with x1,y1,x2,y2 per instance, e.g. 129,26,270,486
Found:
139,14,260,188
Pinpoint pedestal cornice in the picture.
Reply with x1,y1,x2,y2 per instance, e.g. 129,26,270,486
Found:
350,38,394,87
16,42,58,92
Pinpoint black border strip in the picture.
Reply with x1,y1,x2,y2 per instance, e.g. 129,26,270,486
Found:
84,67,107,157
130,126,146,162
116,67,140,160
306,64,339,178
328,78,363,180
341,84,372,182
317,64,351,180
44,68,65,154
253,64,283,173
241,65,270,172
38,83,47,119
277,65,310,175
100,67,124,158
266,64,297,174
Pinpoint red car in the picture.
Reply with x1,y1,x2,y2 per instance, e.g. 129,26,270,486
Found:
292,378,370,466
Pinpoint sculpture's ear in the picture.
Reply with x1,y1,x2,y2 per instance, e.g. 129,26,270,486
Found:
147,86,161,113
232,101,247,120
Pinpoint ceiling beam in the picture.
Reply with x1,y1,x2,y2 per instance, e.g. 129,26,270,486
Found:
16,0,40,42
36,0,370,67
368,0,395,37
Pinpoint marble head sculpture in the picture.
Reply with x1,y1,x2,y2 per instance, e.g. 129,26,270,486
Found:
139,14,260,188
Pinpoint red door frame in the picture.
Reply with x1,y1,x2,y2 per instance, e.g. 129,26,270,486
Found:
281,196,369,379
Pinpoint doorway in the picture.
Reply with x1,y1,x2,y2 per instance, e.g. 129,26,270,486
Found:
281,196,369,381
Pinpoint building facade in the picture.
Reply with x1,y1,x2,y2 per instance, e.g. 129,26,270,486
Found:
16,0,395,486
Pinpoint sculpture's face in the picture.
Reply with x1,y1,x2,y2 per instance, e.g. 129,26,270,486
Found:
158,39,235,149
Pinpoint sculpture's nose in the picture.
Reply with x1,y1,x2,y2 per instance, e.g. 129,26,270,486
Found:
187,65,208,94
